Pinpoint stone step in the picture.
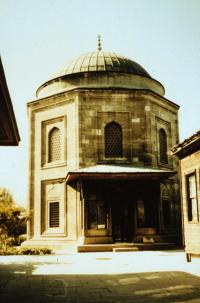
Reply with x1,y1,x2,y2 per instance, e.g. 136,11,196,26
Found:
77,242,175,253
113,247,139,252
135,243,175,251
77,244,113,253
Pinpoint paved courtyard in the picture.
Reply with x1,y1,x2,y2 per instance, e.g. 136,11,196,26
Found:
0,250,200,303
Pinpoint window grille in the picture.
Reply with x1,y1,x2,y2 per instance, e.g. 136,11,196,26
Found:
48,127,61,162
105,122,123,157
49,202,60,228
159,128,168,164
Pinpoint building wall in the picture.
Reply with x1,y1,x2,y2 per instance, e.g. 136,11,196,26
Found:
27,91,80,243
78,89,179,170
180,150,200,253
26,87,180,247
77,89,180,242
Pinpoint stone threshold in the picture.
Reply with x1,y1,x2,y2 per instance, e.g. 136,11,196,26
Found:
77,242,175,252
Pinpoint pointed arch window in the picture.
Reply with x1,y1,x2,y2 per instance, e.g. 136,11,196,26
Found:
159,128,168,164
48,127,61,162
105,121,123,158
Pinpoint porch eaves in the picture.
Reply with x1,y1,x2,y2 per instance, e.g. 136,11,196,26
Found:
66,165,176,183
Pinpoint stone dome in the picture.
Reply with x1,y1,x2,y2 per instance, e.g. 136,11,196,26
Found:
37,50,165,98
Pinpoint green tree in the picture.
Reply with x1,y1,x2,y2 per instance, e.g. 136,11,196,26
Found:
0,188,14,210
0,188,27,249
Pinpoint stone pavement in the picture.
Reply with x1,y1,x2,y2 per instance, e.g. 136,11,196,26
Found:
0,250,200,303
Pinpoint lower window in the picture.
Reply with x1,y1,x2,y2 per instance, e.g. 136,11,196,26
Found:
49,201,60,228
137,199,156,228
87,198,107,230
186,173,198,222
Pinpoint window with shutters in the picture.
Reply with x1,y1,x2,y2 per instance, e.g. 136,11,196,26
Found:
159,128,168,164
105,121,123,158
41,180,65,235
186,173,198,222
49,201,60,228
48,127,61,162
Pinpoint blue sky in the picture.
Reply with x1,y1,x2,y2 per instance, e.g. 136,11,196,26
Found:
0,0,200,206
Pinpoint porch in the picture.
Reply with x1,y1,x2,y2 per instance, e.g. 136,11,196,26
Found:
66,165,177,246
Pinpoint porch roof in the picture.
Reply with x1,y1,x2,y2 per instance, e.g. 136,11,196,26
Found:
66,165,176,182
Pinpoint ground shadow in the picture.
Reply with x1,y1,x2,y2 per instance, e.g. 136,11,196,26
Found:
0,262,200,302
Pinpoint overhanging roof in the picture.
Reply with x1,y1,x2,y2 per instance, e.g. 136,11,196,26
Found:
0,57,20,145
66,165,176,182
172,130,200,159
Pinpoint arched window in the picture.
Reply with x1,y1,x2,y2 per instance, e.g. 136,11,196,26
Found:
48,127,61,162
159,128,168,164
105,121,123,158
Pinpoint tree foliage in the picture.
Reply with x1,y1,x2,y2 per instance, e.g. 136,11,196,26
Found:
0,188,14,210
0,188,27,249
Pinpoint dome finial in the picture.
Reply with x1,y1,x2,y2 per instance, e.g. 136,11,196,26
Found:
97,34,102,51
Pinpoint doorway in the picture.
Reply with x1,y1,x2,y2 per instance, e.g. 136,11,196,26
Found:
111,193,133,242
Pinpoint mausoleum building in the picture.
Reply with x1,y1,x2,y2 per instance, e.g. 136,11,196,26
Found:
24,42,181,251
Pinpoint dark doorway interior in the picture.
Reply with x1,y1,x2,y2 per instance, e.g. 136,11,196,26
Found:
84,179,159,243
111,187,134,242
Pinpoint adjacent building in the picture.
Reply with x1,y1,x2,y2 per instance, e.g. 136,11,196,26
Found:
172,130,200,261
0,57,20,146
24,42,181,251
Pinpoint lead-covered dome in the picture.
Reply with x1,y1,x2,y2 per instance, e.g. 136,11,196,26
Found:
54,51,151,78
37,50,165,98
